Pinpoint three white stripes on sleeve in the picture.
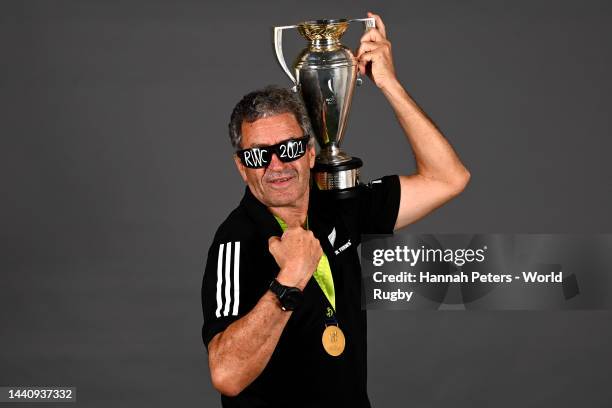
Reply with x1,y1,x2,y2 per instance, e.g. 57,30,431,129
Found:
215,242,240,318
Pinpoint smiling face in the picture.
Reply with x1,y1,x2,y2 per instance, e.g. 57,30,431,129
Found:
234,112,316,209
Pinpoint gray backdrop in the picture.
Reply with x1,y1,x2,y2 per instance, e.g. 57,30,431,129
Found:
2,0,611,407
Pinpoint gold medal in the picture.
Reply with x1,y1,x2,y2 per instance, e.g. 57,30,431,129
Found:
322,324,345,356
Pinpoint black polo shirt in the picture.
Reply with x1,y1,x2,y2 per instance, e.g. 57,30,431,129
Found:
201,175,400,408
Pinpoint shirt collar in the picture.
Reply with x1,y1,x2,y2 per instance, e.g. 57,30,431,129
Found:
240,183,329,240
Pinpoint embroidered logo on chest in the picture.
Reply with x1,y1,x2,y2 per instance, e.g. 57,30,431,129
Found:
328,227,337,247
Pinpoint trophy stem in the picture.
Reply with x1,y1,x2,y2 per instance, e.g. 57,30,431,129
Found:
316,144,352,165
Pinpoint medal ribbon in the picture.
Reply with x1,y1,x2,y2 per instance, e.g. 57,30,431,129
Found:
274,215,336,311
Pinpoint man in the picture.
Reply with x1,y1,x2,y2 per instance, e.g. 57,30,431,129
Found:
201,13,470,407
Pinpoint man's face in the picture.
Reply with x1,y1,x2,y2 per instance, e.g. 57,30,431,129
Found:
234,112,315,208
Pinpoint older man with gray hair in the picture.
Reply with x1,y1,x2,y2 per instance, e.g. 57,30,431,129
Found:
201,13,469,408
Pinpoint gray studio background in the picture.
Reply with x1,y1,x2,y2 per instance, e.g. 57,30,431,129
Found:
2,1,611,407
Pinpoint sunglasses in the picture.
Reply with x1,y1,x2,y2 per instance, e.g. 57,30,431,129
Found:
236,135,310,169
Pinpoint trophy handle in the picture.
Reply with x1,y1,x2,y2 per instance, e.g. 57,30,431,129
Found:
348,17,376,29
348,18,376,86
273,25,299,89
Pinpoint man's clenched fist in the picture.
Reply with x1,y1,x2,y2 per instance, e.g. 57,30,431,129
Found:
268,227,323,290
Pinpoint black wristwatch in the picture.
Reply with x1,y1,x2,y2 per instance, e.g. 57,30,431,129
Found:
269,279,303,311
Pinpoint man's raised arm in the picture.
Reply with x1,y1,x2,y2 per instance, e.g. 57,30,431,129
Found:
357,12,471,230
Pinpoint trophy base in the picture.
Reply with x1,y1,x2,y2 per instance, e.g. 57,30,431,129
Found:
313,157,362,197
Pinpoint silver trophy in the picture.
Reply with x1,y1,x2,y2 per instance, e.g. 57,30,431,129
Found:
273,18,375,194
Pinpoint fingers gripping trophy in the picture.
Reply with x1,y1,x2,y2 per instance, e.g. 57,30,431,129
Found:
273,18,375,197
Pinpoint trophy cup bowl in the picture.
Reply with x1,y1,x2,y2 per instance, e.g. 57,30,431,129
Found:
273,18,375,195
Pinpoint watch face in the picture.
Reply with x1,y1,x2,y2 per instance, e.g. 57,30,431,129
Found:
281,287,303,311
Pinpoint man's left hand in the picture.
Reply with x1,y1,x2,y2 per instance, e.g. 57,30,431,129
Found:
356,12,397,90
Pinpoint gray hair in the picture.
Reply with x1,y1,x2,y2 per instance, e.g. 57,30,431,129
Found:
228,85,314,150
